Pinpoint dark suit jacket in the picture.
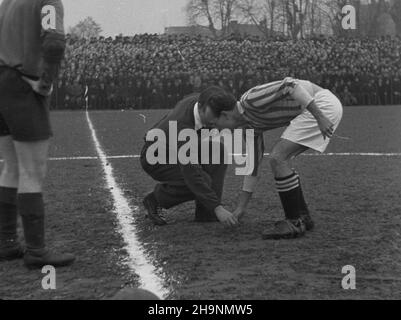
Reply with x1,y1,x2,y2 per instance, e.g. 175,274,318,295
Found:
142,94,221,212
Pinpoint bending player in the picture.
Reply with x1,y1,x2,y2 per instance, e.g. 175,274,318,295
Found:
0,0,74,268
215,78,343,239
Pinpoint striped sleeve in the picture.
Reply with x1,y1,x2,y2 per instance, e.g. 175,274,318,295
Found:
241,80,288,109
242,77,314,112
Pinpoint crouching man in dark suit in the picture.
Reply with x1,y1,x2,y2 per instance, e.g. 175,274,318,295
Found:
140,87,238,227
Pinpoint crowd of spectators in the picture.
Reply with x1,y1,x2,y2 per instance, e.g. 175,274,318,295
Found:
53,34,401,110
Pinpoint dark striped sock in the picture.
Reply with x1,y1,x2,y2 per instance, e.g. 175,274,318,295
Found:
296,173,310,216
18,193,46,252
0,187,18,245
276,172,301,220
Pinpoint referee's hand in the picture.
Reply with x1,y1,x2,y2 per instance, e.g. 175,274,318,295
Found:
215,206,238,228
22,76,53,97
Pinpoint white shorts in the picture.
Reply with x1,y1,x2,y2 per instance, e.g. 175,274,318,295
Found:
281,90,343,153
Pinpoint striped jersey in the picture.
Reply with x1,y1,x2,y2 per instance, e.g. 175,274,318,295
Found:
239,77,315,131
240,78,316,180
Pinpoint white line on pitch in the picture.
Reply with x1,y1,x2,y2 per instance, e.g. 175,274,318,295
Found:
85,111,169,299
303,153,401,157
44,152,401,161
47,155,141,161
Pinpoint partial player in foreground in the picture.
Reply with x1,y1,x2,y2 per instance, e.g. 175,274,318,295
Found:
215,77,343,240
140,87,239,228
0,0,74,268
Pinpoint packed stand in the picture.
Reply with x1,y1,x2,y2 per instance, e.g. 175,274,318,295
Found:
54,34,401,109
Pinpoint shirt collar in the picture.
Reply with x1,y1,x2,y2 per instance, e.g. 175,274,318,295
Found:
194,102,203,131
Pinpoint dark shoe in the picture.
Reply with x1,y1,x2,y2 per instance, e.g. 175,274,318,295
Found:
20,209,75,269
143,193,167,226
301,214,315,231
24,250,75,269
262,219,306,240
0,243,24,262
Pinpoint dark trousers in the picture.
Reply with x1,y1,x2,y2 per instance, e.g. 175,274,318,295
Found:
141,143,228,221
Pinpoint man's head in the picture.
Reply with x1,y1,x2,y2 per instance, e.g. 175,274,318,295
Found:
214,102,247,130
198,86,237,129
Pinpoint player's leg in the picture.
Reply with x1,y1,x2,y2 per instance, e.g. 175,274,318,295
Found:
262,139,310,240
270,139,307,177
270,139,311,224
264,89,343,240
0,136,19,188
14,140,48,192
14,140,75,269
271,139,312,219
0,135,23,261
3,70,75,269
0,69,23,260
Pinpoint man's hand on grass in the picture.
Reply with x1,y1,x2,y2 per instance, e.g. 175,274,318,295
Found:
215,206,238,228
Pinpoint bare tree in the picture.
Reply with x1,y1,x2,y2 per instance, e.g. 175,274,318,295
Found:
238,0,341,39
307,0,321,36
319,0,349,37
362,0,390,37
298,0,335,37
68,17,102,39
216,0,238,35
390,0,401,35
298,0,310,38
275,0,310,39
186,0,240,38
237,0,280,39
186,0,218,37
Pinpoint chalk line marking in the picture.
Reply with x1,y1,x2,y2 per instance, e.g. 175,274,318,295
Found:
85,111,169,299
40,153,401,162
47,155,141,161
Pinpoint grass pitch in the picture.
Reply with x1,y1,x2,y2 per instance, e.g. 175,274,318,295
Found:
1,106,401,299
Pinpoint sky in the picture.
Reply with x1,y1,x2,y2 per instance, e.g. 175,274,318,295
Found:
0,0,188,35
63,0,188,35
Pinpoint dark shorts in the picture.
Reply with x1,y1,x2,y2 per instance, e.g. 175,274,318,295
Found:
0,67,52,142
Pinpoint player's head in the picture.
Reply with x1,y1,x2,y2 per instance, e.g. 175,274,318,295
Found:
198,86,236,128
215,101,247,130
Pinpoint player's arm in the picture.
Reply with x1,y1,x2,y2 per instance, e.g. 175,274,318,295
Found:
234,132,264,221
306,101,334,140
24,0,65,96
287,79,334,140
40,0,66,89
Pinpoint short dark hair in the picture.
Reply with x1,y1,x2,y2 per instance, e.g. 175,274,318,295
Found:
198,86,236,117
